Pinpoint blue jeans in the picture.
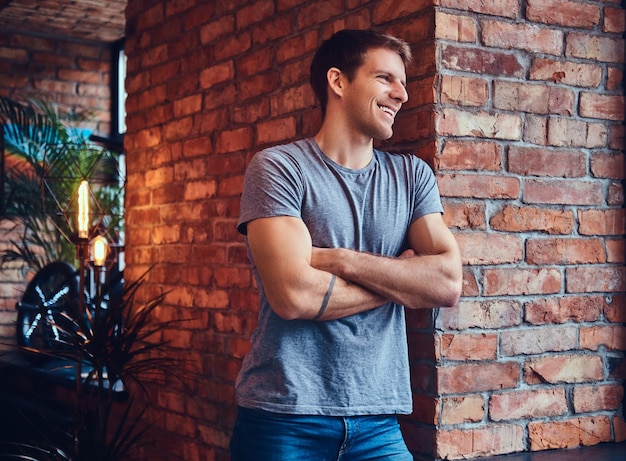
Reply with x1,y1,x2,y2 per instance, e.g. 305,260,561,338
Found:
230,407,413,461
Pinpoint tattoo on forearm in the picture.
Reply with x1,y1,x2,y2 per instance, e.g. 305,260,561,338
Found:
313,274,336,320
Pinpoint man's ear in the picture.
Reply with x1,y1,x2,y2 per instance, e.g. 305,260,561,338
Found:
326,67,344,98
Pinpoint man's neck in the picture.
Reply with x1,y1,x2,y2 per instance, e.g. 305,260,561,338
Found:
313,120,374,170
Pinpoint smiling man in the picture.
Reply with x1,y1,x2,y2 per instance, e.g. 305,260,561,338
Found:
230,29,463,461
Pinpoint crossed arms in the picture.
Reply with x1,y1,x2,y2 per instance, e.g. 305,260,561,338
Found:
246,213,462,321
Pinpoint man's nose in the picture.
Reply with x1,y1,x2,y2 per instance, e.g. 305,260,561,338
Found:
392,82,408,104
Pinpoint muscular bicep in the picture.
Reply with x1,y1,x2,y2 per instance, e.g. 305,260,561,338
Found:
246,216,320,319
408,213,459,257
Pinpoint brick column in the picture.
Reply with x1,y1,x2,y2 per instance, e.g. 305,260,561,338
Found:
432,1,626,459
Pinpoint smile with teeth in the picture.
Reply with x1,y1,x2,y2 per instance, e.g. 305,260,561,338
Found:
379,105,395,118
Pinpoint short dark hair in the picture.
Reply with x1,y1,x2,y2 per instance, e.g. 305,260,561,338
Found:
309,29,412,114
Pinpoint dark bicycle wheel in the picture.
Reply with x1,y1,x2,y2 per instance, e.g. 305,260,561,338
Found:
16,261,80,364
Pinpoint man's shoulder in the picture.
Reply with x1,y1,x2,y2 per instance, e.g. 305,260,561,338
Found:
375,149,430,169
252,138,317,167
260,138,313,155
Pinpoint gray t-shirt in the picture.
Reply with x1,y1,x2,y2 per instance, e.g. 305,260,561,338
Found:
236,138,443,416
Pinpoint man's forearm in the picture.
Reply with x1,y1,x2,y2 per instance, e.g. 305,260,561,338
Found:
308,269,388,321
311,247,462,309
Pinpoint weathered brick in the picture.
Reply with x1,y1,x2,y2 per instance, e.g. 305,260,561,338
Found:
604,6,626,34
256,116,297,145
578,209,626,236
461,267,480,297
566,33,625,63
215,31,252,61
604,295,626,323
372,0,430,23
525,296,604,325
385,14,431,46
183,180,217,201
440,395,485,425
500,327,578,356
455,232,523,265
526,0,600,28
198,61,235,89
438,108,522,140
483,267,561,296
530,57,602,88
392,111,434,143
441,75,489,107
438,173,520,199
606,238,626,263
524,354,604,384
490,205,575,234
607,182,625,205
566,266,626,293
523,179,603,205
215,127,254,154
439,332,498,361
580,325,626,351
574,384,625,413
494,81,574,116
591,152,625,179
276,30,317,63
173,94,202,118
508,146,584,177
240,72,281,101
579,93,625,121
439,0,520,19
490,388,568,422
0,46,28,61
270,83,315,116
435,11,477,42
236,0,275,29
236,46,274,78
440,44,525,77
546,117,607,148
526,237,605,265
440,140,501,171
609,122,625,150
436,425,525,459
442,201,486,230
528,416,611,450
436,300,523,330
607,67,624,92
523,114,548,145
482,20,563,55
438,362,520,394
163,116,194,141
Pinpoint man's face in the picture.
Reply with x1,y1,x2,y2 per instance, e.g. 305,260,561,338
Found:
342,47,408,141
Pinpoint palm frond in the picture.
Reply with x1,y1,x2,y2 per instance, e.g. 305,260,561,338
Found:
1,96,125,271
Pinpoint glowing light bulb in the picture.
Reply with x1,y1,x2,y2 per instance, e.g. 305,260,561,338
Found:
91,235,109,266
77,180,89,239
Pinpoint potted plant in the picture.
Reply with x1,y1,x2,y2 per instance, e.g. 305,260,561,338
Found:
0,96,183,460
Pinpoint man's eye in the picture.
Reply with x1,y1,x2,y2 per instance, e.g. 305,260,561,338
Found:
378,75,391,82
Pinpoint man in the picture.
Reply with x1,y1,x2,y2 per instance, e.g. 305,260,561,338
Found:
231,29,462,460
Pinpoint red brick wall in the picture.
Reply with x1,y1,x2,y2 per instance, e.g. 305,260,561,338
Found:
1,0,622,459
0,32,113,351
123,0,626,459
0,32,112,132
